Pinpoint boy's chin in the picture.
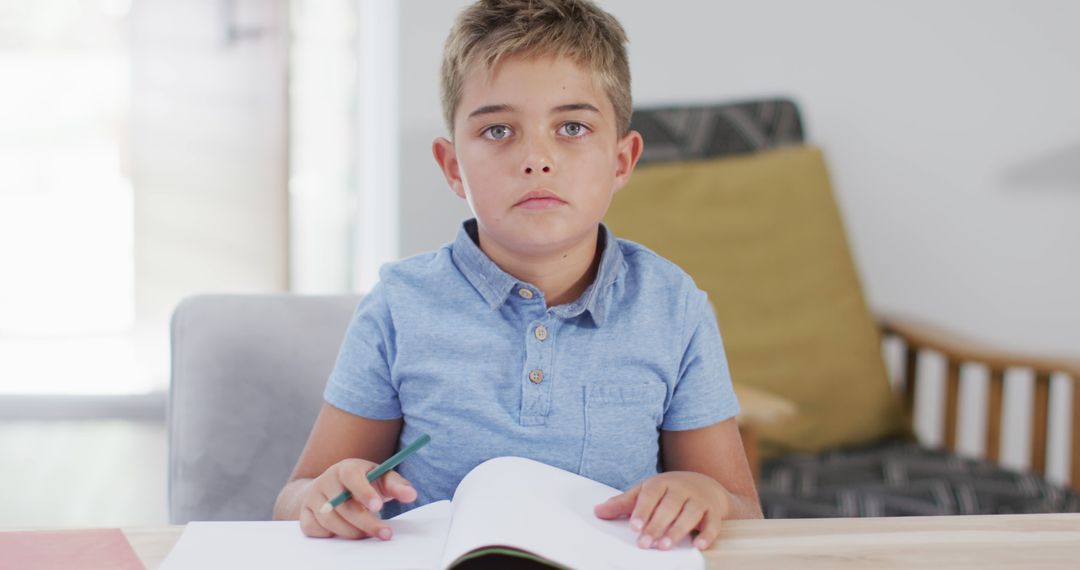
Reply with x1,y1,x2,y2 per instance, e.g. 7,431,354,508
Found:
495,227,598,256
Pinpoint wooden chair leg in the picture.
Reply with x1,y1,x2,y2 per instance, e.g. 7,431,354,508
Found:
1031,372,1051,476
944,359,961,452
1072,377,1080,490
986,368,1005,463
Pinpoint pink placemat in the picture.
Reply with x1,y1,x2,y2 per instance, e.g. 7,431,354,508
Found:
0,528,144,570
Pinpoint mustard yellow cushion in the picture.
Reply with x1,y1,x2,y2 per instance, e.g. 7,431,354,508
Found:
605,146,908,455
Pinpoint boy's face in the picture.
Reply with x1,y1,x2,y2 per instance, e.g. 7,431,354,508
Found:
433,55,642,259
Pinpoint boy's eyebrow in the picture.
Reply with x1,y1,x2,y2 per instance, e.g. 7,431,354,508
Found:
468,104,514,119
466,102,602,119
552,103,601,114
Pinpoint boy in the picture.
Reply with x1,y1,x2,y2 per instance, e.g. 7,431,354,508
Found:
274,0,762,551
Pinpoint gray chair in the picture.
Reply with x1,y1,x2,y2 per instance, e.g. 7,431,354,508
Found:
168,294,360,524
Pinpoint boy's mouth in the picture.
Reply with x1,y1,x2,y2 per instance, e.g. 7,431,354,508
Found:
515,189,567,210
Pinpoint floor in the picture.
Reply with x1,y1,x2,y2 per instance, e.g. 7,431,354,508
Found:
0,419,167,528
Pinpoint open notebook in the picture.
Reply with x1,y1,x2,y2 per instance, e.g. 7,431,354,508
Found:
161,456,704,569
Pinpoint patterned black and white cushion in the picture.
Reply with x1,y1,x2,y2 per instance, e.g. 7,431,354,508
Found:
758,439,1080,518
632,99,804,166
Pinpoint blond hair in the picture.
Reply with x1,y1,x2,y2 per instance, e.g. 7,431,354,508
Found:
440,0,632,137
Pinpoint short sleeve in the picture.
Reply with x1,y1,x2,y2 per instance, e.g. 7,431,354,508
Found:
323,282,402,420
661,290,741,431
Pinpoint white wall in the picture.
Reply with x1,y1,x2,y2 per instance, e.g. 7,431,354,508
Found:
397,1,474,258
396,1,1079,476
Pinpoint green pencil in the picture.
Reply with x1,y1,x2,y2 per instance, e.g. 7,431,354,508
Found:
319,433,431,514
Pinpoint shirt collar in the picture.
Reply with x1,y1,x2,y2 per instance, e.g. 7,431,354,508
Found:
450,219,625,327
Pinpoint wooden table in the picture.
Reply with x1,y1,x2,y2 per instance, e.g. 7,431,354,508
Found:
121,513,1080,569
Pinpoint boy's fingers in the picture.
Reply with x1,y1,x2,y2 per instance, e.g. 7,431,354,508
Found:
315,502,368,540
334,500,393,541
338,462,383,511
691,513,723,551
662,502,706,549
641,492,686,547
629,480,666,536
299,506,334,538
375,471,418,504
594,486,640,520
306,480,391,541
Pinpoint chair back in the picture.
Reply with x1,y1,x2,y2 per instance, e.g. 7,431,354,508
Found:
609,100,909,455
168,294,360,523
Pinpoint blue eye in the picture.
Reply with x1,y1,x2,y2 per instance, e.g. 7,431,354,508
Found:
559,122,589,137
483,125,512,140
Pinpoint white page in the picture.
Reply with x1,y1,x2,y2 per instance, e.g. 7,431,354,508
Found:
159,500,451,570
440,457,704,570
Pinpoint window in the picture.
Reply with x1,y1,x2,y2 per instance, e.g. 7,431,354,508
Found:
0,0,143,395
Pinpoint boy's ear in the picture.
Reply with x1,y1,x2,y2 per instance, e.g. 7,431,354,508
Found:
612,129,644,193
432,137,466,199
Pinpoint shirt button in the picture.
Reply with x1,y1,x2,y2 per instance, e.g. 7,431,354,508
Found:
518,288,534,300
534,325,548,341
528,369,544,384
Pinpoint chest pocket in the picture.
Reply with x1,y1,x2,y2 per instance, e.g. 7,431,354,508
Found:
580,382,666,490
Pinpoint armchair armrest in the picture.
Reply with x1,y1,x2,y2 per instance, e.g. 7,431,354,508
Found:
734,383,798,427
878,313,1080,379
734,383,798,480
877,312,1080,490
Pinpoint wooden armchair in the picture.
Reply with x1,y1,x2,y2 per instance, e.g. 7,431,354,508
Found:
608,99,1079,516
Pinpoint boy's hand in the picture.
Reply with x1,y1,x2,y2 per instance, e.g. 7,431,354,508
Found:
299,458,418,540
593,471,731,551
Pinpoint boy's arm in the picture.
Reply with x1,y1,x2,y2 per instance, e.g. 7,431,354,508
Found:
659,418,762,519
272,402,404,521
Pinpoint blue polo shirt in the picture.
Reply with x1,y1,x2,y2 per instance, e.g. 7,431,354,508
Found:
324,219,739,519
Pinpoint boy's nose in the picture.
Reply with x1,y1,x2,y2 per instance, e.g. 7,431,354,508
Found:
521,136,554,175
